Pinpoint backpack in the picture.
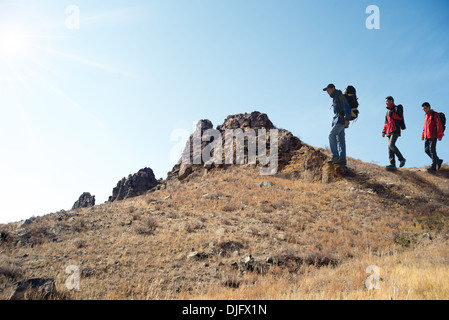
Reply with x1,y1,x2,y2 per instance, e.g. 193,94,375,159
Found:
343,85,359,120
432,111,446,134
395,104,406,130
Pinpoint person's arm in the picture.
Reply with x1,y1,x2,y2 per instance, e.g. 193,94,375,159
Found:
382,113,388,137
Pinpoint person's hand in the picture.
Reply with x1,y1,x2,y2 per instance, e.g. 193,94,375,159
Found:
438,138,442,141
382,132,386,138
345,120,350,128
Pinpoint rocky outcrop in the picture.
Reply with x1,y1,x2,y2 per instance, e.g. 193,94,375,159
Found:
216,112,275,131
72,192,95,210
109,167,158,202
9,278,56,300
167,111,329,182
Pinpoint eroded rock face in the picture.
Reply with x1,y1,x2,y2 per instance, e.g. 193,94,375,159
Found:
166,111,337,183
216,112,275,131
109,167,158,202
72,192,95,210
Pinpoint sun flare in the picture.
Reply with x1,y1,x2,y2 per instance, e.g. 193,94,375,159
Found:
0,27,30,60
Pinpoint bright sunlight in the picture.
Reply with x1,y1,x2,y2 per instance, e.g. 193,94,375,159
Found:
0,3,52,81
0,27,30,61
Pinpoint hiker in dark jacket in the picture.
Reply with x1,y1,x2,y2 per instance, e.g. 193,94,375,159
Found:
323,84,351,166
421,102,444,171
382,96,406,169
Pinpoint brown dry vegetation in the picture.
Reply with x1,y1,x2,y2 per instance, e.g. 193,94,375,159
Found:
1,158,449,300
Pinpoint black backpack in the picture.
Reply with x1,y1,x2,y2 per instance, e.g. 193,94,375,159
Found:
432,111,446,134
343,85,359,120
337,86,359,120
395,104,406,130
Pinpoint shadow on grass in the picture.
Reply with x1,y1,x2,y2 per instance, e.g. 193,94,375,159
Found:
340,165,449,215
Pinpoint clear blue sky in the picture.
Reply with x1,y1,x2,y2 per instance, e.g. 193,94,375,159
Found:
1,0,448,223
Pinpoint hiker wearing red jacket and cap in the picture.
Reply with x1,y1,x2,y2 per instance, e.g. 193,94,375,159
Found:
421,102,444,171
382,96,406,169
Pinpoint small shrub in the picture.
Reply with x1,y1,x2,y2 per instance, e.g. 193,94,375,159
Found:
74,239,88,249
0,262,22,279
135,217,158,235
221,204,239,212
185,221,203,233
222,275,241,288
71,219,87,233
0,230,9,242
260,204,273,214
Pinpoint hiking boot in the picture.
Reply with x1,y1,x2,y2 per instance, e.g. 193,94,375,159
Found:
386,164,396,169
427,165,437,172
333,160,347,166
399,159,406,168
437,159,443,170
327,158,339,164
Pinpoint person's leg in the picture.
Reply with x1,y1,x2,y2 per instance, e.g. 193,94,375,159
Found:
329,124,344,161
388,135,396,166
428,138,439,166
388,134,405,165
424,139,431,159
336,126,346,164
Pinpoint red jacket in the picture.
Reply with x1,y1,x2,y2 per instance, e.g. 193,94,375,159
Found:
422,109,444,140
383,104,403,135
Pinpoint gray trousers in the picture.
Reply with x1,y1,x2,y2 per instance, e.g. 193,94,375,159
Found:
388,134,405,165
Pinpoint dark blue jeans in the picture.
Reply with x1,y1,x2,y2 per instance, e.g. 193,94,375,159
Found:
329,123,346,163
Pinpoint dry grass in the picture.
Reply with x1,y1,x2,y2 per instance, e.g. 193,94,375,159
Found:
1,160,448,300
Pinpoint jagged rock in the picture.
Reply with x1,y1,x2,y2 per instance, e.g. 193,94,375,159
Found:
216,112,275,131
18,219,32,228
259,180,274,188
187,251,209,261
8,278,56,300
109,167,158,202
235,254,267,274
15,228,31,245
167,111,305,181
0,231,8,242
72,192,95,210
178,163,193,180
278,144,329,182
165,111,346,183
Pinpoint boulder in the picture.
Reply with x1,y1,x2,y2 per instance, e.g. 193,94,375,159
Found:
235,254,267,274
72,192,95,210
167,111,306,181
259,180,274,188
9,278,56,300
165,111,341,182
109,167,158,202
187,251,209,261
216,112,275,131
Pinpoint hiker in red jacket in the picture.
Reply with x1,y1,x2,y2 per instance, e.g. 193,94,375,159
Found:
382,96,406,169
421,102,444,171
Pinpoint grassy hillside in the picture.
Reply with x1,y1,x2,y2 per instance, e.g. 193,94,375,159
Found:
1,155,449,300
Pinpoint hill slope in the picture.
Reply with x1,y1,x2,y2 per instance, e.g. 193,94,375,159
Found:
1,112,449,300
